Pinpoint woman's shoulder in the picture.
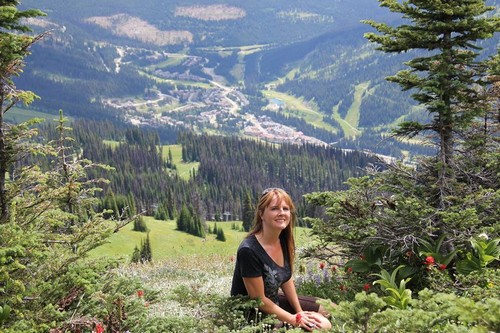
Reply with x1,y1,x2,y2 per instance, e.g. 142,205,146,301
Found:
239,234,258,249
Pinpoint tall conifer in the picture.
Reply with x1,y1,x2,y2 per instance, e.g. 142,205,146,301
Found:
363,0,500,207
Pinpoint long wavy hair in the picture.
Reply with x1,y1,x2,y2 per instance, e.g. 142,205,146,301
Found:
248,188,297,272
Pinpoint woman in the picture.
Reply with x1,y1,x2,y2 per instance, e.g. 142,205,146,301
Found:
231,188,332,331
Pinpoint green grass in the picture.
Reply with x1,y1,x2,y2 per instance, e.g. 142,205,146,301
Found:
5,107,70,124
161,144,199,180
262,90,338,133
332,81,370,138
90,216,314,261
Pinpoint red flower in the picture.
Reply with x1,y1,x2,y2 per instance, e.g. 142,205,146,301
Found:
424,256,435,265
137,290,144,298
363,283,371,291
438,264,446,271
331,265,337,272
319,262,325,270
95,323,104,333
347,267,353,274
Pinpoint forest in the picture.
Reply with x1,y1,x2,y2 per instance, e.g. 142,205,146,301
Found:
60,120,379,222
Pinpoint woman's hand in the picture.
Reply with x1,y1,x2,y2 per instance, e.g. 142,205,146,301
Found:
295,311,324,331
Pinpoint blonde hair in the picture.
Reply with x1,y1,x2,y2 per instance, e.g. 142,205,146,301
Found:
248,188,297,271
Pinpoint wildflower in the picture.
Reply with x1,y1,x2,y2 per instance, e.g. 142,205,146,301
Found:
319,262,325,270
95,323,104,333
424,256,435,265
347,267,353,274
137,290,144,298
478,233,489,240
438,264,446,271
331,265,337,272
363,283,371,291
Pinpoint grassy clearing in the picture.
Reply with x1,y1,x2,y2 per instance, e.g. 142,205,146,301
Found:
262,90,338,133
5,107,70,124
332,81,371,138
91,216,314,261
161,144,199,180
90,217,246,261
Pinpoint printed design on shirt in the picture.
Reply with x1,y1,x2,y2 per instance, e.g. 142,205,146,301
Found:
263,263,279,302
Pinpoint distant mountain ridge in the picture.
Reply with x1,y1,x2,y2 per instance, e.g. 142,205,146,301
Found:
16,0,499,159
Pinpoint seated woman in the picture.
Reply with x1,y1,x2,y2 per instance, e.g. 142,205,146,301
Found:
231,188,332,331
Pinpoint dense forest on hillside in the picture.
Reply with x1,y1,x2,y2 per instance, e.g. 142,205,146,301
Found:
39,120,379,223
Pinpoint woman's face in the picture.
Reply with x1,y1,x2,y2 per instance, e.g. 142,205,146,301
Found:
260,194,291,231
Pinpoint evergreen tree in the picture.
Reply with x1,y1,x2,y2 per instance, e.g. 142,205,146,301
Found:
133,215,148,232
242,191,255,232
363,0,500,207
216,227,226,242
131,245,141,263
305,1,500,286
176,204,190,231
140,233,152,263
0,2,46,223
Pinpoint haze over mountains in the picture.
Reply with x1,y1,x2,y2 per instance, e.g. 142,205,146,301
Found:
17,0,499,159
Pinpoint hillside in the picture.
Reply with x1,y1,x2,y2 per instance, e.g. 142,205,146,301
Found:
15,0,499,159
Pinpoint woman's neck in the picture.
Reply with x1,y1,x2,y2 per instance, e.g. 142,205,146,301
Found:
256,231,280,246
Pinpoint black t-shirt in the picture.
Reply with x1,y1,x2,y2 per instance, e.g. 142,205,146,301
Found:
230,234,292,304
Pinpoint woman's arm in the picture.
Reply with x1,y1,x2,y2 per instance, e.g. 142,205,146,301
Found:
242,276,296,325
280,278,303,313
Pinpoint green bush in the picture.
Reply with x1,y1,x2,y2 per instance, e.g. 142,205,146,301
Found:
321,286,500,333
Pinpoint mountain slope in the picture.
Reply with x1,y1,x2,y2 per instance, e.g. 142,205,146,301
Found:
15,0,499,159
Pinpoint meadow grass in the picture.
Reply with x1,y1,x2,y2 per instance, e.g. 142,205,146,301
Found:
161,144,199,180
5,107,70,124
261,90,338,133
91,216,314,261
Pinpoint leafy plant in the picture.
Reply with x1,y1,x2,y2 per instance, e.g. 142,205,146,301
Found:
417,234,458,269
345,244,385,273
0,304,11,324
456,237,500,275
372,265,412,309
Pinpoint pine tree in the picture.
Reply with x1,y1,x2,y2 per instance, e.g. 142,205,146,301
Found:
131,245,141,263
177,204,189,231
140,233,152,263
133,215,148,232
242,191,255,232
0,2,46,223
363,0,500,207
216,227,226,242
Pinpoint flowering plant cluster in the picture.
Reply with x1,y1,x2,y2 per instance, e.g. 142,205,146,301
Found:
295,261,370,303
423,256,446,271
